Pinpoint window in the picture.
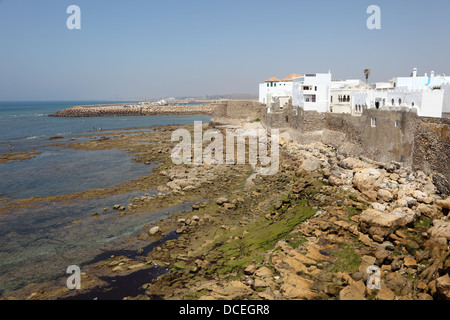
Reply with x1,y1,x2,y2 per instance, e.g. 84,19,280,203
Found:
391,99,395,105
395,120,399,128
267,83,269,87
371,118,376,127
412,102,415,107
315,86,317,91
399,99,402,105
331,96,333,103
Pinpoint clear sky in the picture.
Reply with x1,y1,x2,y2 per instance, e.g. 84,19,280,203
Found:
0,0,449,100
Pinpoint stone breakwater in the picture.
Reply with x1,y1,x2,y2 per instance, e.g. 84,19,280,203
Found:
49,104,212,117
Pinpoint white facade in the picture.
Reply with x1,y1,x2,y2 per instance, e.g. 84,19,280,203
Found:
329,80,365,115
258,74,302,105
442,84,450,116
258,67,449,118
352,88,445,118
292,73,332,112
259,81,293,104
391,68,450,89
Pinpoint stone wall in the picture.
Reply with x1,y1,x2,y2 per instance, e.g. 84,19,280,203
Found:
263,103,450,196
210,100,264,125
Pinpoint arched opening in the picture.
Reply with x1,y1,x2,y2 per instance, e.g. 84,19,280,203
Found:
391,99,395,106
399,99,402,105
375,101,380,109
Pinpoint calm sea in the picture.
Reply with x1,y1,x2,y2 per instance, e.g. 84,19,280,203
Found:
0,101,210,297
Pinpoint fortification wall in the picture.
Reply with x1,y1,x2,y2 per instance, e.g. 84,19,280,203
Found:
210,100,264,125
265,103,449,195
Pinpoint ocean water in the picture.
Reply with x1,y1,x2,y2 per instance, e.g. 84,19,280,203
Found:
0,101,210,297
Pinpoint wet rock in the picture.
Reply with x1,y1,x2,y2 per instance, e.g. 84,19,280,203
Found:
149,226,161,235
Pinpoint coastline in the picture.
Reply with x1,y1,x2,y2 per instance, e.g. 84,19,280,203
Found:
2,119,449,301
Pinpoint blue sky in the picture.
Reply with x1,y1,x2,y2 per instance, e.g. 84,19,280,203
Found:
0,0,449,100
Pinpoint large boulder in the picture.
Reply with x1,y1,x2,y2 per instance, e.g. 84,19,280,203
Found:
339,158,373,171
353,168,383,193
359,207,419,239
339,280,366,300
428,220,450,242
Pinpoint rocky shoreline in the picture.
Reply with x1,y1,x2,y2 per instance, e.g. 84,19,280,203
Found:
2,121,449,301
49,103,212,117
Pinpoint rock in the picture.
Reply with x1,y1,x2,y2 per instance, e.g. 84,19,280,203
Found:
412,190,432,204
359,208,419,238
416,293,433,300
216,281,253,299
417,203,442,220
339,157,372,171
385,272,408,295
390,173,400,181
428,220,450,242
255,267,274,278
435,274,450,300
223,203,236,210
436,197,450,211
372,235,384,243
375,287,396,300
149,226,161,235
281,272,317,300
417,281,427,291
257,288,275,300
300,157,321,172
192,215,200,221
371,203,386,212
361,190,378,202
377,189,394,202
113,204,121,210
216,197,229,205
244,264,257,275
403,257,417,268
352,168,382,193
404,196,417,208
339,280,366,300
391,258,403,271
403,257,417,269
359,255,377,273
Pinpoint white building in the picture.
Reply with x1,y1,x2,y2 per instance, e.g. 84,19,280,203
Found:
259,68,449,118
330,79,367,115
292,73,332,112
258,73,302,106
353,68,450,118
